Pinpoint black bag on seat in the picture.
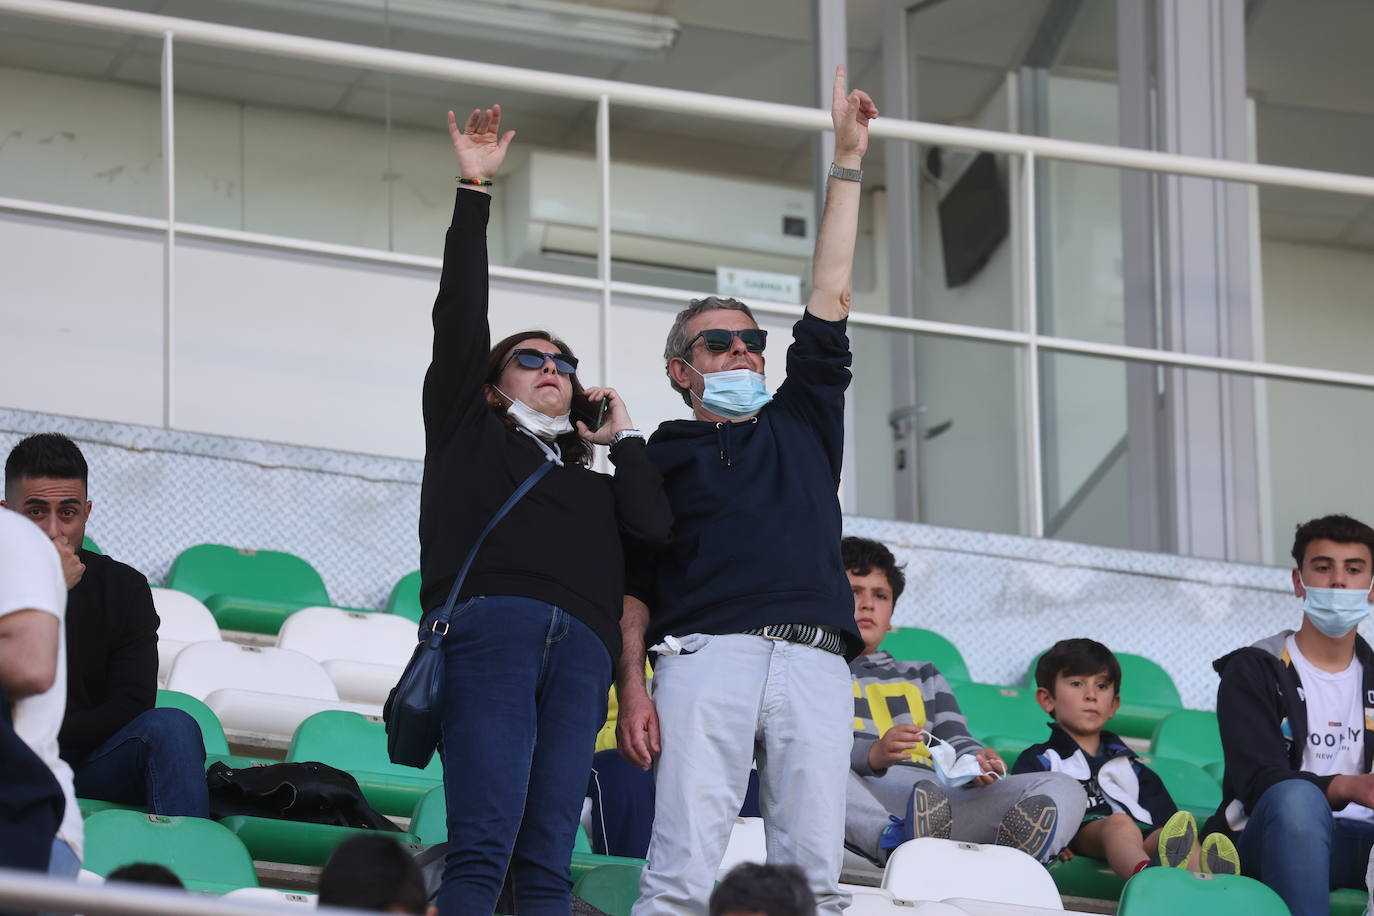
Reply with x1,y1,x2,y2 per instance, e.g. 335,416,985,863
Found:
206,760,400,832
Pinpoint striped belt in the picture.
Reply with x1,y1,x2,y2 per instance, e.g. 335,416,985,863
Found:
741,623,848,656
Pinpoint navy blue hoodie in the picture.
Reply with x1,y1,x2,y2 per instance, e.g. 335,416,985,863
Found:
627,311,864,661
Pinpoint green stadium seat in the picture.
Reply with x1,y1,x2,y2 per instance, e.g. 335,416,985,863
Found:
1151,709,1224,772
1117,866,1287,915
951,682,1049,747
387,570,424,623
879,628,971,684
165,543,330,635
410,784,641,880
286,710,440,817
157,689,230,757
81,535,101,554
82,809,258,893
1135,754,1221,820
218,816,420,868
1025,650,1183,740
1048,853,1124,902
1204,761,1225,783
1330,887,1368,916
78,798,142,818
574,863,645,916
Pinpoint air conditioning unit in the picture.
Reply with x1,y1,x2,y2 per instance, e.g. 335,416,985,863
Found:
502,151,814,278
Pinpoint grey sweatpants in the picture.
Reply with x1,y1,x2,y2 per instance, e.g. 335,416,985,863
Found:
845,765,1087,863
632,634,853,916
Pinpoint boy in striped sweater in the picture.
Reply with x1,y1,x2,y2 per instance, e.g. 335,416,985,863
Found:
842,537,1086,864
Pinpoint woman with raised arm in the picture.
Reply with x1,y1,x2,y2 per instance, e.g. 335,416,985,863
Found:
418,104,672,915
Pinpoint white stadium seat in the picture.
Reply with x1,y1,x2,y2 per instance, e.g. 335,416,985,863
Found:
222,887,317,907
944,900,1072,916
717,817,767,877
275,606,414,704
883,839,1062,910
165,641,381,740
151,587,221,686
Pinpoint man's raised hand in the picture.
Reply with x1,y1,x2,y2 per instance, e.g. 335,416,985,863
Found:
831,65,878,166
448,105,516,185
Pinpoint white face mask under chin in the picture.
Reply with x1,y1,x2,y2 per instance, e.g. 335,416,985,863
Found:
494,386,573,440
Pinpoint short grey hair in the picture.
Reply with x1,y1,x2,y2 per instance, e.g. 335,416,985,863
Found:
663,297,758,406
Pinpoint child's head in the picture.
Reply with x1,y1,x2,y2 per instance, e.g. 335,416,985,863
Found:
318,835,434,915
1033,638,1122,740
842,536,906,654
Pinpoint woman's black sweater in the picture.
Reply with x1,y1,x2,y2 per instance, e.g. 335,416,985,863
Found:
418,189,671,658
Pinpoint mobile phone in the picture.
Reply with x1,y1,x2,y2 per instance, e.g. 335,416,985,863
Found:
573,393,610,432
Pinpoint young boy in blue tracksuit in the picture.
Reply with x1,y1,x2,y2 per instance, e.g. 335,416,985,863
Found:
1013,638,1239,881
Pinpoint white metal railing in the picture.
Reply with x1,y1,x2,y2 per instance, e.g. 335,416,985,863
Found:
0,866,367,915
4,0,1374,537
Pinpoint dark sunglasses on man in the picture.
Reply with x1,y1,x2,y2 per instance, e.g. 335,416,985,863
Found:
686,328,768,354
504,348,579,375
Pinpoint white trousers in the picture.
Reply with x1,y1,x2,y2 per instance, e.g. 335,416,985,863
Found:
632,634,853,916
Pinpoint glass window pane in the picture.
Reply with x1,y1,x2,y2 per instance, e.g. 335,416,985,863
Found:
0,13,163,217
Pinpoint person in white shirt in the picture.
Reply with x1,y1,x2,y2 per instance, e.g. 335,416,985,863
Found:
0,507,82,874
1209,513,1374,916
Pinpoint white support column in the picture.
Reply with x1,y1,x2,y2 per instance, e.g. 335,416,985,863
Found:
161,30,175,429
596,94,612,390
1022,152,1045,538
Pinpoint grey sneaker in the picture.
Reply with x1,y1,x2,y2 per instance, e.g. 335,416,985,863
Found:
902,780,954,843
1157,810,1199,870
994,794,1059,861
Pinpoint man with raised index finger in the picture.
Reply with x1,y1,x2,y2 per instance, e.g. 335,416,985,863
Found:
616,67,877,916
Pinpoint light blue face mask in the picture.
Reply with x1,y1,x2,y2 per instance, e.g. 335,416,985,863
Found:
684,364,772,419
925,732,999,788
1299,573,1374,638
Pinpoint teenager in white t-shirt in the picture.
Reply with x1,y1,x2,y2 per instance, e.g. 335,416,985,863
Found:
0,507,82,872
1209,514,1374,916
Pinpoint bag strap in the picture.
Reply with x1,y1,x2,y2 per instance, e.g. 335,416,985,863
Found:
423,453,556,646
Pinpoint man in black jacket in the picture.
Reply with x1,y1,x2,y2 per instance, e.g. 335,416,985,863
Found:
4,433,208,819
615,68,876,916
1208,514,1374,916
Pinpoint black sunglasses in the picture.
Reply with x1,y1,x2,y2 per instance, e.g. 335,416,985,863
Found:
504,348,578,375
686,328,768,354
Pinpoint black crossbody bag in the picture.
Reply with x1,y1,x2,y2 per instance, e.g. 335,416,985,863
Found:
385,453,556,768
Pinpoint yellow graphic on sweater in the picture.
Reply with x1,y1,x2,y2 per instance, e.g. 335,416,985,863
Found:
854,679,931,765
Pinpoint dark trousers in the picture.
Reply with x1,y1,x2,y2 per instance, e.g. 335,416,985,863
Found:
72,707,208,817
437,596,611,916
586,749,761,859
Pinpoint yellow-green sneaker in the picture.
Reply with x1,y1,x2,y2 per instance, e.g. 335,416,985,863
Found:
1157,810,1198,869
1200,832,1241,876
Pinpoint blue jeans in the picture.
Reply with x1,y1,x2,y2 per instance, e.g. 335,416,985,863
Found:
436,596,611,916
1236,778,1374,916
72,708,208,817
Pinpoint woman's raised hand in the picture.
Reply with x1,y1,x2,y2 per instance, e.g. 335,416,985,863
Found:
448,105,516,183
577,387,634,446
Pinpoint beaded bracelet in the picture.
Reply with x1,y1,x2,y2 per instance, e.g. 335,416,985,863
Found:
456,177,493,187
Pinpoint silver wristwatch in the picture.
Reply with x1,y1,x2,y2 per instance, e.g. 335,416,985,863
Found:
609,428,644,448
828,162,864,182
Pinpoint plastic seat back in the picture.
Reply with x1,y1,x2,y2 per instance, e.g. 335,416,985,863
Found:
166,544,330,633
410,786,447,846
387,570,424,623
288,710,440,779
883,837,1061,908
573,863,645,916
1151,709,1223,771
151,588,221,644
156,689,230,757
950,683,1048,746
222,887,317,907
277,606,414,667
81,535,101,554
880,629,971,684
166,641,338,703
1117,866,1287,915
82,809,258,892
717,817,766,877
1135,754,1221,817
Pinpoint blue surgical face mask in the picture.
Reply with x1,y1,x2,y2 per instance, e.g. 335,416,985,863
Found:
684,364,772,419
1299,573,1374,638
